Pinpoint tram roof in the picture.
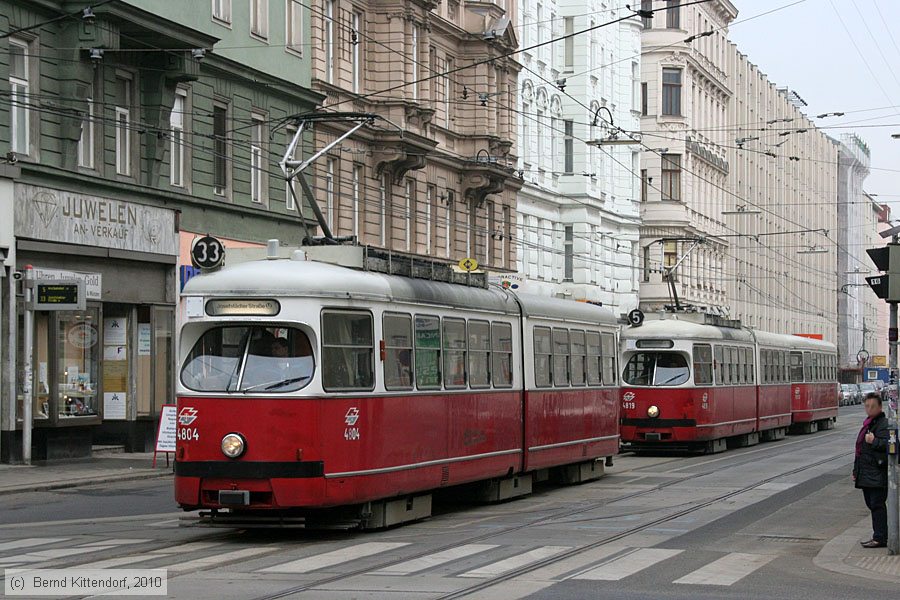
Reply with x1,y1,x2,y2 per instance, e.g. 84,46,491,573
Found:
182,258,618,324
622,316,835,350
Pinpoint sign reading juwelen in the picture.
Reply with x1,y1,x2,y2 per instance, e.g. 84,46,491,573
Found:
31,280,86,311
14,184,178,256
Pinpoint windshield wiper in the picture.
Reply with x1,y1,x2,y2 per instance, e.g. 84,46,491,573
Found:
657,373,686,385
242,375,311,392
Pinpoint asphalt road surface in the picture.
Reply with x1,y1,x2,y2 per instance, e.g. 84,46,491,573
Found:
0,404,890,599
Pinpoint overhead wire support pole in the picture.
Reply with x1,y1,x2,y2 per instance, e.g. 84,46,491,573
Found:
889,231,899,555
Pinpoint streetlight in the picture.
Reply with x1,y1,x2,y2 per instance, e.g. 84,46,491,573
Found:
587,106,642,146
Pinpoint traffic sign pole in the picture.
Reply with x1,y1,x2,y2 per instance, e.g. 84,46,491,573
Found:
22,266,33,465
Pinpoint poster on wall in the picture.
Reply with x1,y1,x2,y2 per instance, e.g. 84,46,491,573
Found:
103,318,127,345
103,392,127,420
103,345,126,361
138,323,151,356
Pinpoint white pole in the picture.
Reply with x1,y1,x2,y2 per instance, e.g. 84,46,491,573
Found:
22,266,33,465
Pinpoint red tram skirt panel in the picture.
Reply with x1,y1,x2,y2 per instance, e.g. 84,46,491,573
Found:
791,383,838,423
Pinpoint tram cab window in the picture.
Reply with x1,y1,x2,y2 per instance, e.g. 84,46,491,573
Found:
322,311,374,391
623,352,690,386
693,344,713,385
586,332,602,386
468,320,491,389
492,322,513,387
383,313,413,391
601,333,617,385
181,325,314,393
443,318,467,388
415,315,441,390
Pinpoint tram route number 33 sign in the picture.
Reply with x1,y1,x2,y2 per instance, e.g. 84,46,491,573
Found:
191,235,225,270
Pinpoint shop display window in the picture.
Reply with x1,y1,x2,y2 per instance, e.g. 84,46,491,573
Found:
57,309,100,417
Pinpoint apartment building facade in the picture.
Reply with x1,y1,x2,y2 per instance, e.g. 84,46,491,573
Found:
307,0,522,269
515,0,642,315
638,0,737,315
1,0,320,460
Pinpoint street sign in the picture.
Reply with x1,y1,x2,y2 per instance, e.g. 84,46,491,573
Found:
458,257,479,272
191,235,225,270
30,279,86,311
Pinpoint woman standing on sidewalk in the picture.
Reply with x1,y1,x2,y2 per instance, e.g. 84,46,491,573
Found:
853,392,890,548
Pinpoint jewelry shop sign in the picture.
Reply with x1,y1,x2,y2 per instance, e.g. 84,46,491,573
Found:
14,184,177,255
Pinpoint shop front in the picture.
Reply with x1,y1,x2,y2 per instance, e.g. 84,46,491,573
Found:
7,184,178,461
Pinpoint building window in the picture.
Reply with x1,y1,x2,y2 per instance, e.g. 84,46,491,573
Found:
351,11,362,93
77,92,95,169
425,184,435,255
324,0,335,83
664,241,678,269
380,175,388,246
170,89,186,187
352,164,362,239
444,57,454,126
662,67,682,116
640,168,648,202
285,126,298,210
632,62,641,112
212,0,232,24
250,0,269,39
564,17,574,69
115,75,132,176
563,120,574,174
666,0,680,29
564,225,574,281
642,245,651,282
9,39,30,156
250,113,266,203
325,157,335,229
640,0,653,28
286,0,303,52
445,190,454,258
213,103,228,196
661,154,681,201
404,179,414,251
486,201,495,264
411,25,419,100
502,205,510,268
641,82,648,116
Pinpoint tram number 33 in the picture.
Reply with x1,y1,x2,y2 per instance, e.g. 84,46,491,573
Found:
178,427,200,442
344,427,361,441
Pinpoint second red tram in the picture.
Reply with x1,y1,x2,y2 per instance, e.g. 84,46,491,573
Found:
619,316,838,453
174,253,620,527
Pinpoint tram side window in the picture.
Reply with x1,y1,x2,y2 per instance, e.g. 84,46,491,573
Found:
468,320,491,389
789,351,804,382
714,345,724,385
693,344,713,385
746,347,755,384
443,318,467,389
534,327,552,387
492,322,513,387
415,315,442,390
570,330,586,386
586,331,602,386
553,328,570,386
722,347,732,385
776,351,784,383
383,313,413,391
763,350,771,384
322,311,374,391
601,333,617,385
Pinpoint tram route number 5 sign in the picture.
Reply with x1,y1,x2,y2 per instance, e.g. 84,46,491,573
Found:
153,404,177,468
191,235,225,270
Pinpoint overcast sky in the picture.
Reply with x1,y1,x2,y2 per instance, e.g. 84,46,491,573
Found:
727,0,900,210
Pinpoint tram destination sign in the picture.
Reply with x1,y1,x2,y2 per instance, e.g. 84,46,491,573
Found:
206,298,281,317
31,279,86,311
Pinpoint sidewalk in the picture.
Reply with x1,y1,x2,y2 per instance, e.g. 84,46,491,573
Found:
814,517,900,583
0,451,173,495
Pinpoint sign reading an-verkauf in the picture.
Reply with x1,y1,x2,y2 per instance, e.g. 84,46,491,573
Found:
14,184,178,256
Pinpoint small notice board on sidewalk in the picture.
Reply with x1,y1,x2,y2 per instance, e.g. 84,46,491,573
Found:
153,404,177,468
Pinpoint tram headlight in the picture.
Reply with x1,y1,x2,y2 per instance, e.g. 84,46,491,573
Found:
647,405,660,419
221,433,246,459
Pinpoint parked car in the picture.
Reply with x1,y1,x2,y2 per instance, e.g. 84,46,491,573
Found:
858,382,879,400
871,380,886,395
839,383,862,406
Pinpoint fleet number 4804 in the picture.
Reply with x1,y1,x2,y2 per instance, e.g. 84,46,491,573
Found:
178,427,199,441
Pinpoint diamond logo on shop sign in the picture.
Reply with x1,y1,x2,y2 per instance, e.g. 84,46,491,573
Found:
344,407,360,426
178,407,198,426
31,191,60,227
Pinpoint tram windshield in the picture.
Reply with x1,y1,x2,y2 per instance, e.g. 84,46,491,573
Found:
623,352,691,386
181,326,314,393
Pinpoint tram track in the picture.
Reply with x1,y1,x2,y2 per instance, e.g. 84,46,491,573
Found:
249,427,853,600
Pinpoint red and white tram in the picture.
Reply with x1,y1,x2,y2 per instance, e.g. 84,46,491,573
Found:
174,251,619,527
619,316,838,453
